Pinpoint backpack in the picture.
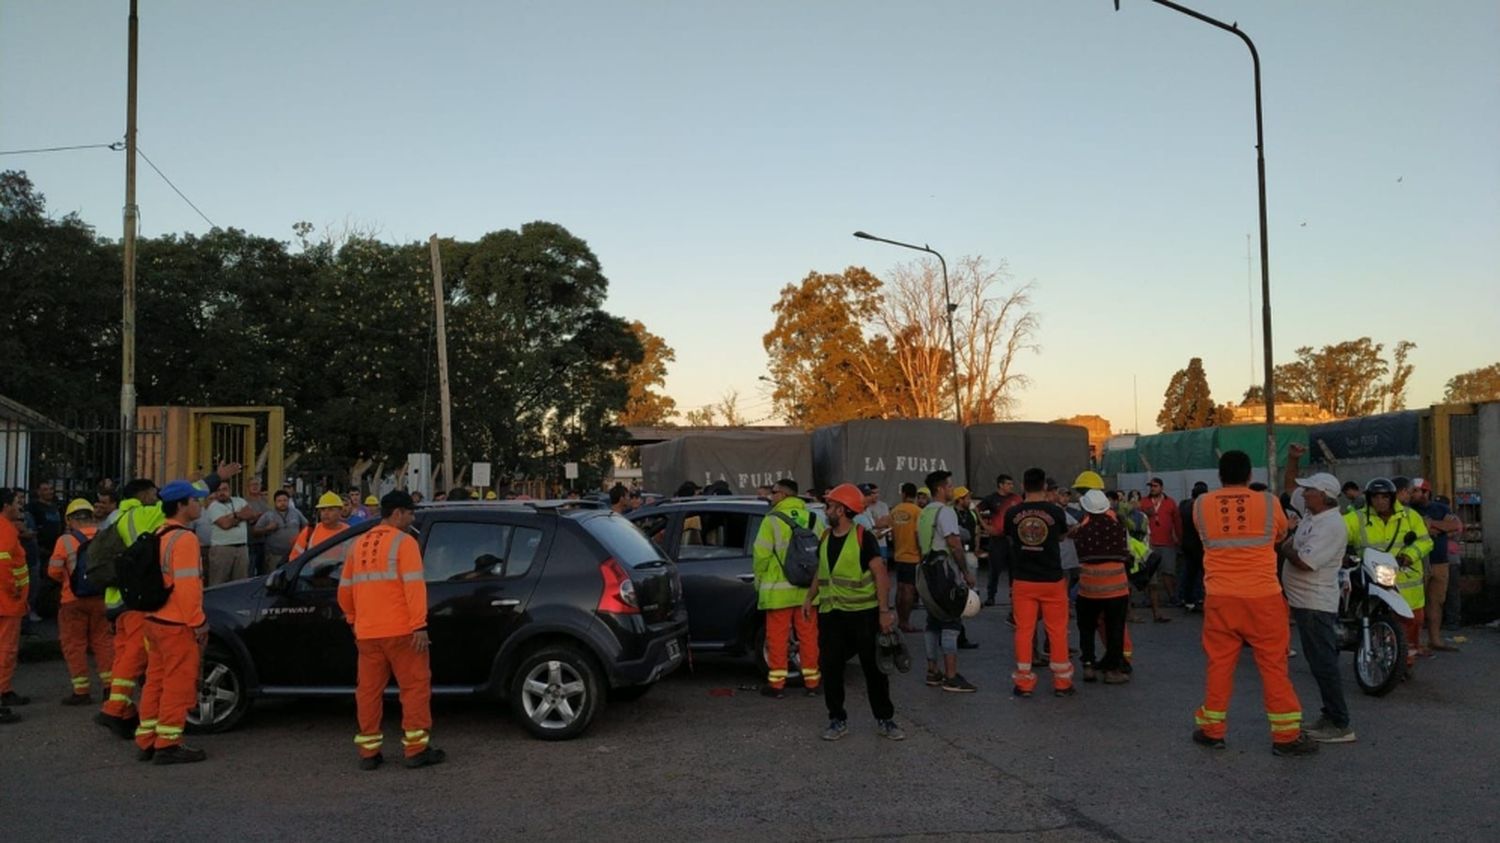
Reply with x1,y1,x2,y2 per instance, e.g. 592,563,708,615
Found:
771,511,820,587
86,520,128,588
916,508,970,621
65,530,104,598
117,526,185,612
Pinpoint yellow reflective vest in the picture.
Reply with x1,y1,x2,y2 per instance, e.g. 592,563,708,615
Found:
751,498,820,610
1344,503,1430,611
816,526,877,614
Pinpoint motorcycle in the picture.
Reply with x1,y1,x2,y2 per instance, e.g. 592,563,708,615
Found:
1336,543,1414,697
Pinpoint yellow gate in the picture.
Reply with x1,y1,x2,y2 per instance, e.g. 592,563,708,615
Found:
193,414,258,495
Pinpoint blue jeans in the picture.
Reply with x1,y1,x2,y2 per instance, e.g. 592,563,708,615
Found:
1291,607,1350,729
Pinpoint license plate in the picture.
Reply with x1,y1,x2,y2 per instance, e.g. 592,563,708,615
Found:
666,638,682,660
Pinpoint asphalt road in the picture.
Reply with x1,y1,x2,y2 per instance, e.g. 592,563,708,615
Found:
5,603,1497,842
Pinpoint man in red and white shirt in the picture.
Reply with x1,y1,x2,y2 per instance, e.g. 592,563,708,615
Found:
1138,477,1181,623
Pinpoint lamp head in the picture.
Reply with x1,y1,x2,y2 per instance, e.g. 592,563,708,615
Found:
852,231,874,240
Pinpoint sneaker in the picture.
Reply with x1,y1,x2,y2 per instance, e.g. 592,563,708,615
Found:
358,753,384,771
1005,613,1016,628
983,597,996,607
1054,685,1077,698
404,747,447,768
804,685,823,697
1191,729,1226,750
61,692,92,706
759,684,785,699
1307,722,1357,744
1271,732,1320,757
135,746,155,762
0,706,18,724
892,639,913,672
152,744,208,765
941,674,977,693
94,711,138,740
1287,649,1297,659
924,669,943,687
1103,671,1131,684
821,719,849,741
876,719,906,741
0,691,31,707
1012,685,1032,698
1081,666,1098,683
957,638,979,650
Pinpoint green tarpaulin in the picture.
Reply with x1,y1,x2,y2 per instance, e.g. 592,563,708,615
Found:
1127,425,1310,472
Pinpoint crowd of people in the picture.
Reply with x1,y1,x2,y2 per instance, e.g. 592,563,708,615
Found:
741,447,1465,755
0,447,1468,762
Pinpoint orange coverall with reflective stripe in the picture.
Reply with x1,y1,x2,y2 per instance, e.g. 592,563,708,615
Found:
49,529,114,697
338,525,431,758
135,528,205,751
0,516,29,696
1192,487,1302,743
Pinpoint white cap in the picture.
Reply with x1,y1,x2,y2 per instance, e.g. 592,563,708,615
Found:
1295,472,1341,500
1080,489,1111,515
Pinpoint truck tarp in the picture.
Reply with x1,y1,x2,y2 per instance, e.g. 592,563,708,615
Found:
1132,424,1309,472
1308,412,1421,462
965,423,1090,491
640,432,813,494
812,419,965,496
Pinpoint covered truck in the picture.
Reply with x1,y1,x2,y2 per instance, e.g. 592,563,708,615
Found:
640,431,814,495
965,422,1090,492
812,419,965,497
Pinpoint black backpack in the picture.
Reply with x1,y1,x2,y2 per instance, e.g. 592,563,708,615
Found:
65,530,104,598
916,507,970,621
117,526,185,612
772,511,821,588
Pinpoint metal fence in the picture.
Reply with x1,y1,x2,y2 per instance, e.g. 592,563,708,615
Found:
0,421,165,499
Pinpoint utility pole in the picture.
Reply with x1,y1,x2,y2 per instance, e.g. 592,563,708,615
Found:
120,0,140,481
428,235,454,493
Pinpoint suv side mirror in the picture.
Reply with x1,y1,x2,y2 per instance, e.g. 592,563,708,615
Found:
265,566,291,594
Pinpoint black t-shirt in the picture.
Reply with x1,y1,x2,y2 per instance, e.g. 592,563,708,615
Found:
1180,496,1204,556
26,498,63,555
1004,500,1068,583
824,527,884,573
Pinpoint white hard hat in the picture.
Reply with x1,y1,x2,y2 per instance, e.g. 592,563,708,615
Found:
962,588,982,619
1081,489,1111,515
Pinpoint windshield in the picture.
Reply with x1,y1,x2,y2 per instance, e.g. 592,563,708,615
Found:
582,512,666,568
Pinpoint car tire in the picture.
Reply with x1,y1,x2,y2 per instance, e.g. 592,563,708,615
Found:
186,642,251,734
510,644,604,741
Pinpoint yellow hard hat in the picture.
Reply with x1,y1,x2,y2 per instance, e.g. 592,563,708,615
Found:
364,495,378,506
953,486,971,500
316,491,344,509
1072,470,1105,491
485,491,498,500
917,486,931,496
66,498,94,518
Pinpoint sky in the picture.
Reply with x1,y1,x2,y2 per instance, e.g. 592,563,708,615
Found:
3,1,1497,433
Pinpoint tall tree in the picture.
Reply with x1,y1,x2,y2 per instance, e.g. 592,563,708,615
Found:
618,321,677,426
1157,358,1232,431
1271,337,1418,417
761,268,905,427
1443,362,1500,403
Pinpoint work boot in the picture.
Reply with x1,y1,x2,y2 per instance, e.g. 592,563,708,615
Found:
1054,685,1077,698
153,744,208,765
803,685,822,698
1012,686,1032,699
94,711,138,740
135,746,155,762
358,753,384,771
404,747,447,769
1191,729,1226,750
1271,732,1320,757
821,719,848,741
1,691,31,706
61,692,92,706
759,684,785,700
875,719,906,741
0,706,18,724
1081,665,1098,683
1103,671,1130,684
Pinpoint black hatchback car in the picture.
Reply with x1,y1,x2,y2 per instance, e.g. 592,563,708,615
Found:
188,502,687,741
626,497,823,675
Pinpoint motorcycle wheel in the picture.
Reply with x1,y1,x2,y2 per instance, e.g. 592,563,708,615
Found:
1353,613,1406,697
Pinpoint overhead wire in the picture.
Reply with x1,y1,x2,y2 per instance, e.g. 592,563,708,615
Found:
0,141,122,156
136,146,217,228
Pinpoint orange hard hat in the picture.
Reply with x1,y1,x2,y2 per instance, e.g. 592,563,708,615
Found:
825,483,865,516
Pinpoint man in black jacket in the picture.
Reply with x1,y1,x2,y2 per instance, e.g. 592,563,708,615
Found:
1179,481,1209,612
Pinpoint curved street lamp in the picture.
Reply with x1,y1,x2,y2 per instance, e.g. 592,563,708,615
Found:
853,231,965,425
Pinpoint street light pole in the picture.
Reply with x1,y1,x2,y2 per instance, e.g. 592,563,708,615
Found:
120,0,140,482
853,231,965,425
1116,0,1278,491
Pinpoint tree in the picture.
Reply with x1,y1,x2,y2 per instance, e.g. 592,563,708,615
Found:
618,321,677,426
1157,358,1232,431
761,268,905,427
1271,337,1417,417
716,389,746,426
1443,362,1500,403
681,406,717,426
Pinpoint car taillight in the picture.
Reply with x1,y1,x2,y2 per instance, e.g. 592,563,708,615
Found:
598,558,639,615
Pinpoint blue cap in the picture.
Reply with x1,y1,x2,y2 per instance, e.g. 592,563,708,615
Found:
159,480,209,503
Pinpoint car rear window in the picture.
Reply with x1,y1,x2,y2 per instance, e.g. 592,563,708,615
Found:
582,513,666,568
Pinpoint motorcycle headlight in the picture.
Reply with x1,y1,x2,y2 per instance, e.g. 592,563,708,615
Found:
1373,563,1398,587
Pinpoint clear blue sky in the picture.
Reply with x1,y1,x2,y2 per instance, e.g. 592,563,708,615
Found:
4,1,1497,432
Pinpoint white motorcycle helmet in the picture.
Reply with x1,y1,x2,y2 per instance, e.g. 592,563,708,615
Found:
961,588,982,619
